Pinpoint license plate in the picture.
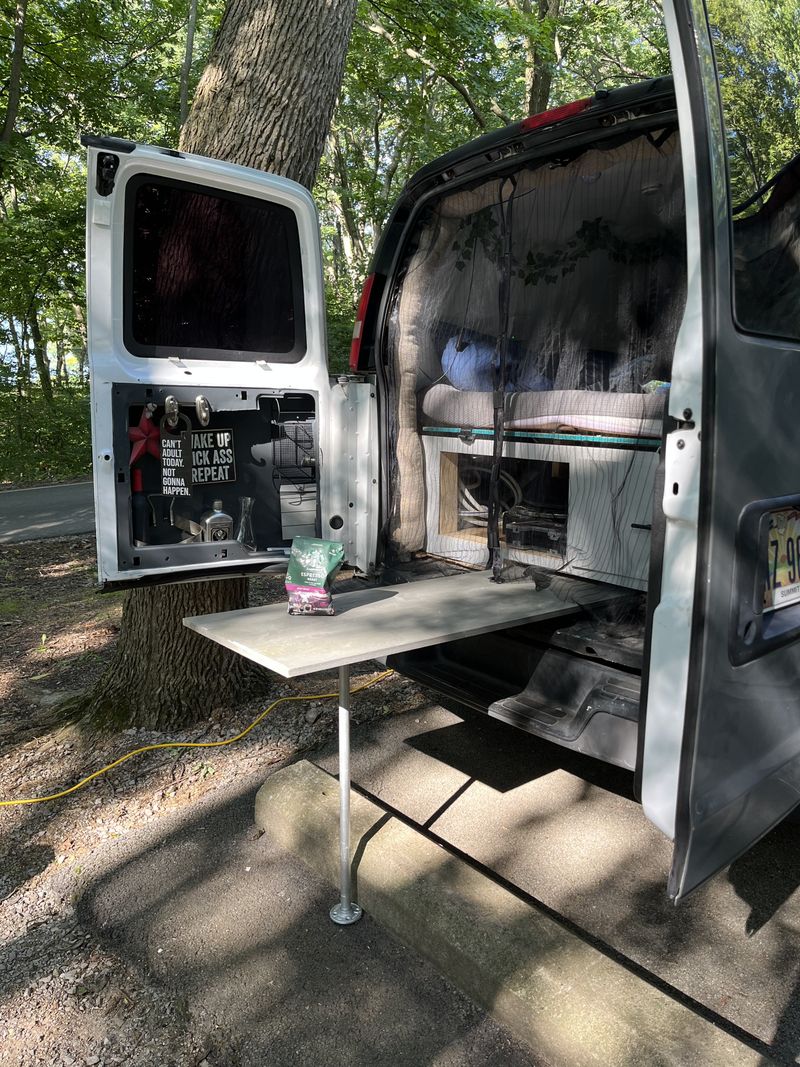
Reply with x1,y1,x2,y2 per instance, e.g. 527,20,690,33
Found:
764,507,800,612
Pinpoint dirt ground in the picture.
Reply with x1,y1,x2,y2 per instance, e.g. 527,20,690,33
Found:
0,536,427,1066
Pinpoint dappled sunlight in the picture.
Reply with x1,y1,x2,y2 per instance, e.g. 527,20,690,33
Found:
35,557,94,580
435,765,655,900
438,774,636,892
78,773,538,1066
21,623,117,665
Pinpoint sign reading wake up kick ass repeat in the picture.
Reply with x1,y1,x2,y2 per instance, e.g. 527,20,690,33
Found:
161,429,237,496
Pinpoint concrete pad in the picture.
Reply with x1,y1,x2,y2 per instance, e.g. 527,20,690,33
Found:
314,702,800,1057
255,760,768,1067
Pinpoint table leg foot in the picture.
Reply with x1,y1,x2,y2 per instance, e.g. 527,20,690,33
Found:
330,900,363,925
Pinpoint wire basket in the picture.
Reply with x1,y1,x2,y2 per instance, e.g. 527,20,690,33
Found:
272,418,316,490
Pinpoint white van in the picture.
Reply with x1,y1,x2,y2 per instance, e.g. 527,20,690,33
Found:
83,0,800,900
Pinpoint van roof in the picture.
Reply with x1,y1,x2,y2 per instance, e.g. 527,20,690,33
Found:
404,75,676,200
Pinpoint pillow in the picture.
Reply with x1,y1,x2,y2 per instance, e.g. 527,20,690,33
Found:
442,333,543,393
512,356,553,392
442,335,502,392
441,333,555,393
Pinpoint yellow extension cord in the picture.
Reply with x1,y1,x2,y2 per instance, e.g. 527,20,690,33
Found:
0,669,394,808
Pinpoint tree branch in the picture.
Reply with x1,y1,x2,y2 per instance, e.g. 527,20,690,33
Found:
365,19,487,131
490,100,513,124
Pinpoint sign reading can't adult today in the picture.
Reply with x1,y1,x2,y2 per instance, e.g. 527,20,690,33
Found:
161,430,192,496
161,428,237,495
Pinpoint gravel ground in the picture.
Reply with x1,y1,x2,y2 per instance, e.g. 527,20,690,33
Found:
0,536,429,1066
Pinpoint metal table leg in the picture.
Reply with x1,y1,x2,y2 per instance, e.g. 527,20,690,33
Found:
329,663,363,925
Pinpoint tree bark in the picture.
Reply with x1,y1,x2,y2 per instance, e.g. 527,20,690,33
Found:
80,0,358,731
28,302,53,403
181,0,358,189
179,0,199,128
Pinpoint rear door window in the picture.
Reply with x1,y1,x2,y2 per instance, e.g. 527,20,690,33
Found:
124,176,306,361
711,1,800,341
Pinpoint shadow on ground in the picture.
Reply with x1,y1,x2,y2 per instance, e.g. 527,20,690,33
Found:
314,704,800,1066
47,700,800,1067
75,775,540,1067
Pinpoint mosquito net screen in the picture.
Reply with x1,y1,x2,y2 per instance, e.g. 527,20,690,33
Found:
384,124,687,590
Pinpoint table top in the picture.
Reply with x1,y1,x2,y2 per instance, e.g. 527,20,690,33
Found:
183,569,619,679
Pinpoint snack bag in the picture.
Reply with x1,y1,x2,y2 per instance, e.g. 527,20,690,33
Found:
285,536,345,616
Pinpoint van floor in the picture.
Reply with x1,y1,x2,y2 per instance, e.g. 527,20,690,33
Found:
360,555,647,770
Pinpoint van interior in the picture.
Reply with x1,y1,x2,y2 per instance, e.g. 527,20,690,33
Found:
376,80,800,772
378,109,687,771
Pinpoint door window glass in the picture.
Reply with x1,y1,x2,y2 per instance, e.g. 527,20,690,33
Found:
708,0,800,340
125,176,306,361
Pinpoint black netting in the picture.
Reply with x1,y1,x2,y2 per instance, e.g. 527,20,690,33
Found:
384,125,686,595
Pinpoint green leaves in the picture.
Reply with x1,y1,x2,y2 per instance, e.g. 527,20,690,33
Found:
318,0,676,318
707,0,800,206
0,0,225,428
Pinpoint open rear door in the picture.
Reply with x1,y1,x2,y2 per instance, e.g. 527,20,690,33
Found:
642,0,800,898
83,138,377,587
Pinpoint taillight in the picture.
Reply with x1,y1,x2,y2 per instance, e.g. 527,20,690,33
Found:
349,272,376,371
521,97,591,132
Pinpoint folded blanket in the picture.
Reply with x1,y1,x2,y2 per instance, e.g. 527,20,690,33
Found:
419,383,665,438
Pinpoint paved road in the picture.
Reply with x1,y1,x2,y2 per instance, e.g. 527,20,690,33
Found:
0,482,95,543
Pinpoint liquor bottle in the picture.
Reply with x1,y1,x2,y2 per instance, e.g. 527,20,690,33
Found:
199,500,233,542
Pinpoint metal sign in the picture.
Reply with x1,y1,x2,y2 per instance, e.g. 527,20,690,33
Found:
160,426,236,495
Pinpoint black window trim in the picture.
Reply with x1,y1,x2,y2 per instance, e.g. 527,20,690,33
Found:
710,43,800,348
122,172,308,363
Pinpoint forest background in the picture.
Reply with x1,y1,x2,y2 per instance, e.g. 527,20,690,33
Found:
0,0,796,486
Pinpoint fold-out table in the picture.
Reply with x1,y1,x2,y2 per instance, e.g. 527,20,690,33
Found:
184,569,616,924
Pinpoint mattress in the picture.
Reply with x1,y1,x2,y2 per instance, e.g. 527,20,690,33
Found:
419,383,665,438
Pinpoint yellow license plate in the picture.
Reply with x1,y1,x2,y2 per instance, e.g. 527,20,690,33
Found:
764,507,800,612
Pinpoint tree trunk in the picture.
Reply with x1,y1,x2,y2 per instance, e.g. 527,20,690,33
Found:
526,0,562,117
79,0,358,731
179,0,199,128
55,336,66,387
9,318,27,440
68,294,88,385
181,0,357,189
28,303,53,403
331,130,368,267
78,579,254,730
1,0,27,149
19,321,31,397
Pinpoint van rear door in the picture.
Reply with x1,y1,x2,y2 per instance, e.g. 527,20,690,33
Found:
84,139,377,586
641,0,800,898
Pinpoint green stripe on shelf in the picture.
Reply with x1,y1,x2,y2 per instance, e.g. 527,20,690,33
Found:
421,426,660,448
